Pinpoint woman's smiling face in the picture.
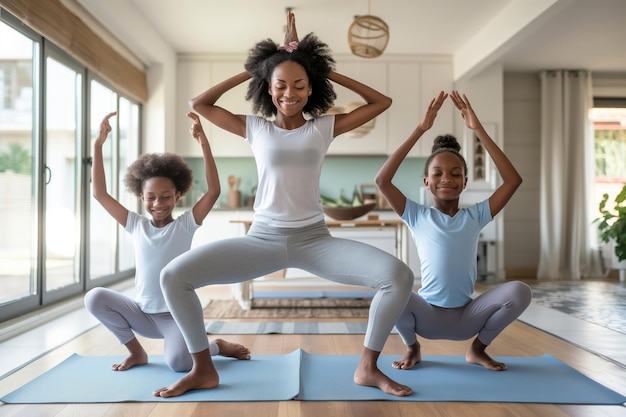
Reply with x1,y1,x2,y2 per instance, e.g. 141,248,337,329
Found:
268,60,311,117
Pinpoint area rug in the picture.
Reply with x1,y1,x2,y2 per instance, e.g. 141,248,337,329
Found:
528,281,626,334
205,320,390,334
252,290,376,299
203,298,370,319
3,350,625,404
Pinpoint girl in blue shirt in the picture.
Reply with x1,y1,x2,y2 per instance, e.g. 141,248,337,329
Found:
376,91,532,371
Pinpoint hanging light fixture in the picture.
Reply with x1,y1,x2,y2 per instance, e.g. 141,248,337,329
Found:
347,0,389,58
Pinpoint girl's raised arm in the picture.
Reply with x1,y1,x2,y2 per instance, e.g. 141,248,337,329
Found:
376,92,448,215
92,112,129,227
450,91,522,217
187,112,220,224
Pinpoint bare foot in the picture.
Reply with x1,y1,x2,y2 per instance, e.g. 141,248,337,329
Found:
354,366,413,397
392,342,421,370
153,369,219,397
354,348,413,397
112,351,148,371
153,349,219,398
113,339,148,371
215,338,251,360
466,338,507,371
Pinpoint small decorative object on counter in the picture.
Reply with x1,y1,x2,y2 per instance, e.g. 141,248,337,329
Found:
227,175,242,208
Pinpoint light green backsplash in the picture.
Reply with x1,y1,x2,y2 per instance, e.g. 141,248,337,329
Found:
183,156,425,208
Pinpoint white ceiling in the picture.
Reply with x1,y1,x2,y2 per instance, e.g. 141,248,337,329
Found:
77,0,626,81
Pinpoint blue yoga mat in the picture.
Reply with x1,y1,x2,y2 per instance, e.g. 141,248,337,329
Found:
1,351,300,403
297,351,626,404
2,350,624,404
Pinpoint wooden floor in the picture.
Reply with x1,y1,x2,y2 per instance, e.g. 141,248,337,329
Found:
1,281,626,417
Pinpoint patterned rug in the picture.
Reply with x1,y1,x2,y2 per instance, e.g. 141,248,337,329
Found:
528,281,626,334
203,298,370,319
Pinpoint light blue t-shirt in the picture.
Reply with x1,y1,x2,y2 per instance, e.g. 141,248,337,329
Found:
401,199,493,307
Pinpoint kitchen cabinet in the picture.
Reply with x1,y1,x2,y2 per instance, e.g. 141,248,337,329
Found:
387,61,454,156
176,56,453,157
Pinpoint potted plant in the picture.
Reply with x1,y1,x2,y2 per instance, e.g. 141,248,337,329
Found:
595,183,626,281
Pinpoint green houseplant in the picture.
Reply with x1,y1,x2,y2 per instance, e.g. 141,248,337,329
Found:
595,183,626,266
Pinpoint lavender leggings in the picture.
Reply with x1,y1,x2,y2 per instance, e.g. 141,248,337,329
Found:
161,220,414,353
84,287,218,371
395,281,532,346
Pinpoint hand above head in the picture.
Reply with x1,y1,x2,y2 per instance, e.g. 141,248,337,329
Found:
450,90,482,131
417,91,448,132
187,111,208,145
283,10,299,46
95,112,117,146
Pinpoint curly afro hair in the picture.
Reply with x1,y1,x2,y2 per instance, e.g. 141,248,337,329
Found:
423,134,467,176
244,32,336,118
124,153,193,197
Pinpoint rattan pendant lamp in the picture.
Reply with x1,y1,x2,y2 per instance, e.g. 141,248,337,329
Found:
347,0,389,58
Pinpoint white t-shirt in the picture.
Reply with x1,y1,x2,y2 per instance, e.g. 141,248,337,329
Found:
125,210,200,313
246,115,335,227
401,199,493,307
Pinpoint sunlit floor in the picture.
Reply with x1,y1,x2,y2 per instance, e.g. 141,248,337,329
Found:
1,278,625,380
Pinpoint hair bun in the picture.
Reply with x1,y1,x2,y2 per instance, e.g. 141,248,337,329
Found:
432,134,461,153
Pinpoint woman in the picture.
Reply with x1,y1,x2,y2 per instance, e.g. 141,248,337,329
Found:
154,12,414,398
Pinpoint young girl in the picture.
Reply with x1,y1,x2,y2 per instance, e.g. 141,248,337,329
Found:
85,111,250,373
375,90,532,371
154,12,414,398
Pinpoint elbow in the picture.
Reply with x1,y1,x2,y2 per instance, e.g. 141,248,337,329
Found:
374,172,387,190
189,98,205,113
382,96,392,111
208,184,221,201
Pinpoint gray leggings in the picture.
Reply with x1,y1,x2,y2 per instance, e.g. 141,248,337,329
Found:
161,220,414,353
395,281,532,346
84,287,218,371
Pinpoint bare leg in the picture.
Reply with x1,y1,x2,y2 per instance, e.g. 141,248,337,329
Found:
153,348,219,397
215,338,251,360
392,341,421,370
354,347,413,396
112,337,148,371
466,337,507,371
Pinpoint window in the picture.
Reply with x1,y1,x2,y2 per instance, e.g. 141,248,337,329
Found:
0,10,141,321
592,99,626,212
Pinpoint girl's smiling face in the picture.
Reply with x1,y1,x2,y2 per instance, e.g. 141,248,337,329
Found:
140,176,181,227
424,151,467,202
268,60,311,118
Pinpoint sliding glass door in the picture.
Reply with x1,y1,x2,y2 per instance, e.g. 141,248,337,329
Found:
0,19,40,312
0,9,141,321
42,50,85,302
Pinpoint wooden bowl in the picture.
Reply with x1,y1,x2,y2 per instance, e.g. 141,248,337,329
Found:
322,203,376,220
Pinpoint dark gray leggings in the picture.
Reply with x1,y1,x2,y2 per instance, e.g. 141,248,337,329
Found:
395,281,532,346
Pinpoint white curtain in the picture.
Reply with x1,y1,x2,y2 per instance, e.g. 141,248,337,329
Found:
537,70,602,279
